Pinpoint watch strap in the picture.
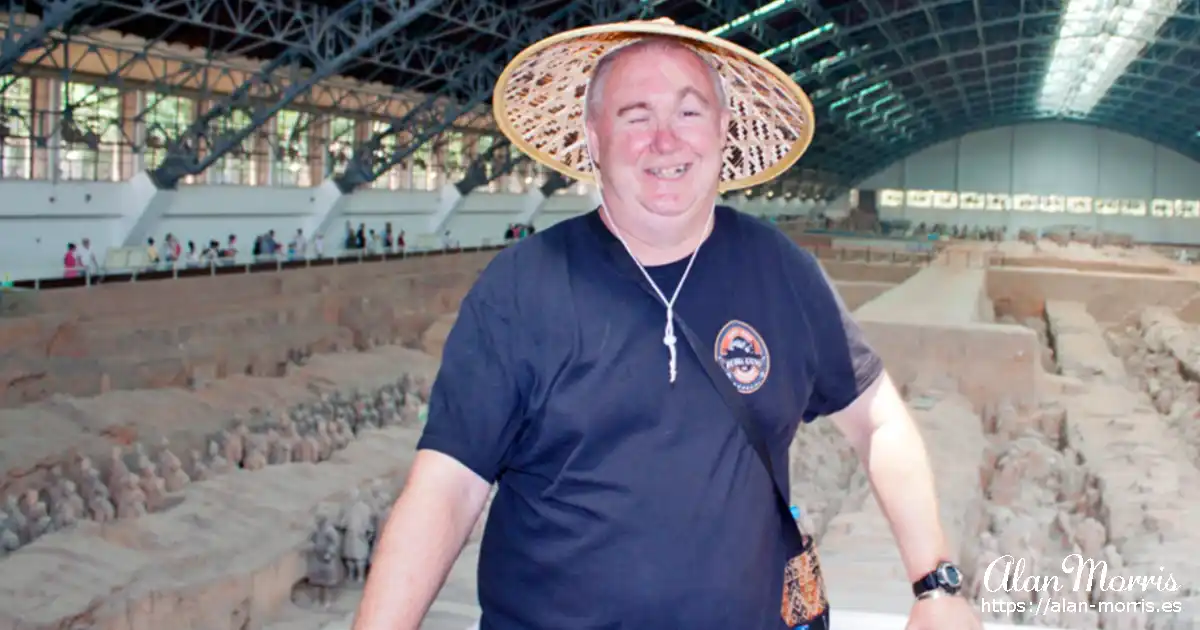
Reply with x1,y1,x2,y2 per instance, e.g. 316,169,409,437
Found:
912,571,942,598
912,561,962,598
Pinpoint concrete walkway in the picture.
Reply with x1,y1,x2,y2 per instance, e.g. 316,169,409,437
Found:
326,608,1044,629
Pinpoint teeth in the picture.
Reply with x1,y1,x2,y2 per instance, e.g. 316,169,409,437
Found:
649,164,689,179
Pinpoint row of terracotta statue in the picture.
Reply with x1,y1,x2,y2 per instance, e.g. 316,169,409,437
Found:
0,374,430,557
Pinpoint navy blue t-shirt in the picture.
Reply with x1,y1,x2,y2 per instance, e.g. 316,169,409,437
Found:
418,206,882,630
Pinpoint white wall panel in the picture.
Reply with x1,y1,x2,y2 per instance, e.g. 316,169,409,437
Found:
861,122,1200,244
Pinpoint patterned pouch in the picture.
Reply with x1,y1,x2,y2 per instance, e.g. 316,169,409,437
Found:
781,534,830,629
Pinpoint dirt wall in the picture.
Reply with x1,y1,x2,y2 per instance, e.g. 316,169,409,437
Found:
0,239,928,409
861,321,1041,409
0,252,496,407
987,267,1199,323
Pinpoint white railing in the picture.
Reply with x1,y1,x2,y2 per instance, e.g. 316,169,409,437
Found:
0,237,502,286
0,238,514,290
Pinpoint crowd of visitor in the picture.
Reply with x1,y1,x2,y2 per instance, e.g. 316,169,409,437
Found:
59,218,430,278
504,223,535,242
342,220,408,253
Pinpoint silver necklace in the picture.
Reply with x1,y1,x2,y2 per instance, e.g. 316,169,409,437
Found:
602,206,716,383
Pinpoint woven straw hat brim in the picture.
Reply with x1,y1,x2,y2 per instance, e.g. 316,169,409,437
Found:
493,19,816,193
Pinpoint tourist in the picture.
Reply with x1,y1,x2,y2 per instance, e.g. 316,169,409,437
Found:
63,243,80,278
185,240,199,266
355,19,977,630
144,237,160,271
290,228,307,259
77,237,100,274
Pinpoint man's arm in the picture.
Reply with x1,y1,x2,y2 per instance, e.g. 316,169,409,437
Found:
828,372,951,583
781,236,950,583
353,451,491,630
354,251,529,629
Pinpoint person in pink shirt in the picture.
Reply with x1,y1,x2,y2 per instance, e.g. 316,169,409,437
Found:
63,243,80,278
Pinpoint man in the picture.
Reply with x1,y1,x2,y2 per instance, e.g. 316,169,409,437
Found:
355,19,979,630
291,228,308,259
78,237,100,275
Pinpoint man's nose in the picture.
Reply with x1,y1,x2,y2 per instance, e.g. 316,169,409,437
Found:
651,126,682,153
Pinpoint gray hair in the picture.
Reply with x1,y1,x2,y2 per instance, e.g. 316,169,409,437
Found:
584,37,728,123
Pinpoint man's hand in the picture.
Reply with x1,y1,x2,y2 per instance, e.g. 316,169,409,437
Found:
906,595,982,630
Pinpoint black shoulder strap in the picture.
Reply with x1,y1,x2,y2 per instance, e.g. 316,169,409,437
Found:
672,315,805,551
589,212,804,551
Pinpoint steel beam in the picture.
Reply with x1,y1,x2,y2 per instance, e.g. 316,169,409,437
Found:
336,0,647,191
426,136,573,235
147,0,438,189
454,137,524,196
855,0,957,122
373,0,811,202
784,4,1200,189
896,70,1199,139
0,27,443,137
774,1,1196,181
423,131,507,235
93,0,435,62
508,171,574,228
0,0,97,75
834,46,1200,143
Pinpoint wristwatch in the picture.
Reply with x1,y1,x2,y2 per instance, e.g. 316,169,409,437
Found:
912,561,963,599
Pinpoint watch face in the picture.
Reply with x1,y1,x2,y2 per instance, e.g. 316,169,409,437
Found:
940,563,963,588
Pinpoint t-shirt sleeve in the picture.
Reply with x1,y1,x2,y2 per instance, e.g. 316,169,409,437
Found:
781,238,884,421
417,254,528,483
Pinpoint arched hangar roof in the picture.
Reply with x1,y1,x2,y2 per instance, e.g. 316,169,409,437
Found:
7,0,1199,197
657,0,1200,193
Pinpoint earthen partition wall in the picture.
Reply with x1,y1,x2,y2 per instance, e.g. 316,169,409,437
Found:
0,252,497,406
987,267,1200,322
4,236,1198,410
0,246,925,407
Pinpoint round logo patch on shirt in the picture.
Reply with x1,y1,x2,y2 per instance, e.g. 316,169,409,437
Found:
713,320,770,394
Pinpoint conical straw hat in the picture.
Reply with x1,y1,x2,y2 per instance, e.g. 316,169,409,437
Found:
492,18,816,193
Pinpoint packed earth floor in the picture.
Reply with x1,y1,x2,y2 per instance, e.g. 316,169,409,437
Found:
3,241,1200,630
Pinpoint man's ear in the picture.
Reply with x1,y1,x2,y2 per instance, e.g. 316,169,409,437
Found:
718,108,732,149
584,123,602,168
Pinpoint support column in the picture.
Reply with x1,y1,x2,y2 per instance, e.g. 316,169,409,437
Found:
426,182,465,234
115,171,177,246
306,178,352,252
514,174,576,226
120,90,142,178
511,186,549,226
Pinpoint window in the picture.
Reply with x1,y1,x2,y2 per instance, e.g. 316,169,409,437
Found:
142,92,193,173
959,192,985,210
442,131,465,184
932,190,958,209
59,82,122,182
274,109,311,187
0,76,33,179
208,109,258,185
905,190,932,208
1066,196,1092,214
878,189,904,207
411,140,434,191
874,188,1200,218
326,116,355,178
369,120,413,191
1150,199,1174,218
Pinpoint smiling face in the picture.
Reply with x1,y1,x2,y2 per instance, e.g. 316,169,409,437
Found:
585,40,730,222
